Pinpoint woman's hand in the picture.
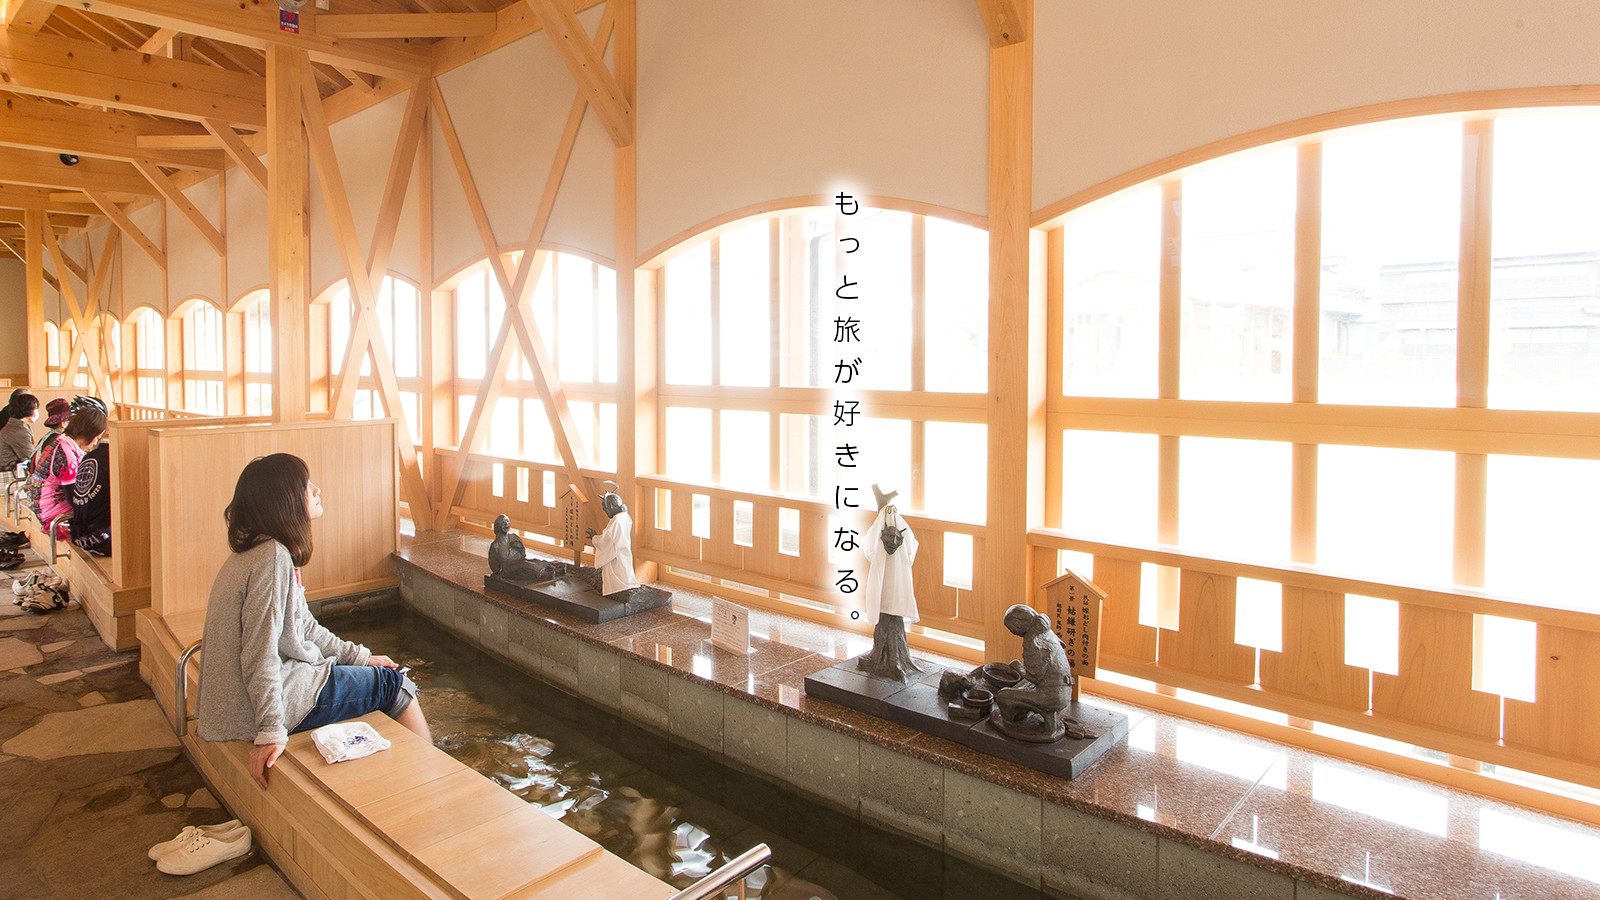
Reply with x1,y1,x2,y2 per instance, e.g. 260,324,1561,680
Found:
366,655,399,668
250,742,285,790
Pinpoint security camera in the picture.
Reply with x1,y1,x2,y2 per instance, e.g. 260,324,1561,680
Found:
59,154,79,166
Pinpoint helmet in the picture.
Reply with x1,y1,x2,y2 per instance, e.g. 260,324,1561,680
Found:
70,395,107,415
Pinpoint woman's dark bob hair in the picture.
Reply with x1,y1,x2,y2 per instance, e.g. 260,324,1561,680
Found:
63,407,107,443
226,453,314,567
9,393,39,419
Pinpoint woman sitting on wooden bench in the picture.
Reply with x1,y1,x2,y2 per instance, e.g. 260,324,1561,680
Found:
196,453,431,789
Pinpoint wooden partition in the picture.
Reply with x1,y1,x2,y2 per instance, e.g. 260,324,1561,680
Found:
148,419,399,617
56,414,272,649
1029,527,1600,797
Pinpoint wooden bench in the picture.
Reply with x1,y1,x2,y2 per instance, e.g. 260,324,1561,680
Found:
138,608,673,900
66,547,146,650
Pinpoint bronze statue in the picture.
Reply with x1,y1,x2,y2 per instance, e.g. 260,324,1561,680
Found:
488,514,566,584
988,604,1087,743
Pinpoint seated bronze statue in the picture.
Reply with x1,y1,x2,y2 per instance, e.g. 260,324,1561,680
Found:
488,514,568,584
989,604,1086,743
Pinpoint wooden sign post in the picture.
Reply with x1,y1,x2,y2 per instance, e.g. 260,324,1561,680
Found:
1042,569,1107,704
560,482,589,566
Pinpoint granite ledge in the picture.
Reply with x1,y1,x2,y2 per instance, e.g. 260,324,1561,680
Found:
393,535,1411,900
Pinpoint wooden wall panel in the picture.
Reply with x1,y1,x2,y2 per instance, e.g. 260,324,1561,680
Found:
1093,555,1157,662
703,494,743,569
664,486,699,559
1505,625,1600,766
149,420,399,617
1259,587,1369,711
911,524,958,620
1371,605,1499,740
108,414,269,592
748,500,780,577
1157,570,1256,684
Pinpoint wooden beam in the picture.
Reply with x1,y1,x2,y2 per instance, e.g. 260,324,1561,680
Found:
0,31,268,127
84,188,165,268
0,210,87,228
613,0,651,578
44,235,87,284
0,91,226,169
429,0,606,76
983,0,1036,659
133,160,224,255
40,220,114,397
4,0,57,34
0,184,95,214
0,147,158,195
524,0,632,147
506,2,613,306
24,211,46,385
202,118,268,195
62,228,117,389
334,66,376,93
432,82,589,516
137,26,177,54
78,0,432,80
268,45,310,423
50,7,141,51
316,12,494,39
0,234,59,291
301,78,435,525
1458,119,1493,411
328,82,427,418
134,134,222,150
975,0,1027,46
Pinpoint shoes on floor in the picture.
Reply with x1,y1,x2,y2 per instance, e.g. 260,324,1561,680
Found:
147,820,244,861
14,576,68,612
0,557,21,570
0,531,26,547
155,823,253,875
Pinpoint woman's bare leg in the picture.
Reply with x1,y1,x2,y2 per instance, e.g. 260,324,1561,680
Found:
396,701,432,744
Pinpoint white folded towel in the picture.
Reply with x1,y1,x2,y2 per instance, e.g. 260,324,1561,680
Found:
310,721,391,764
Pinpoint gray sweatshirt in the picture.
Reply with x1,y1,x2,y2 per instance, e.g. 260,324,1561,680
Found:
195,540,370,745
0,417,33,471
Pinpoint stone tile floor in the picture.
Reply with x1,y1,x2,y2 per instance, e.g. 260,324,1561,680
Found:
0,552,299,900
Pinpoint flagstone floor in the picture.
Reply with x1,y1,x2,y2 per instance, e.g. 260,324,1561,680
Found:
0,552,299,900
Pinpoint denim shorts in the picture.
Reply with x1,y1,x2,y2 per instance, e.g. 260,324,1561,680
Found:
291,664,418,734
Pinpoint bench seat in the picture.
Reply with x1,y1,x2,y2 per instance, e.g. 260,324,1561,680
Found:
138,609,673,900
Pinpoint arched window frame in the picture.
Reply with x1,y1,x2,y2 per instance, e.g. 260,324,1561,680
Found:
177,298,225,415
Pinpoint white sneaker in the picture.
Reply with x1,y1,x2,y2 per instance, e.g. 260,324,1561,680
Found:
147,820,243,860
155,825,253,875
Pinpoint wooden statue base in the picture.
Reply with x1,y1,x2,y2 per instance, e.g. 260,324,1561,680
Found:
803,656,1128,780
483,573,672,624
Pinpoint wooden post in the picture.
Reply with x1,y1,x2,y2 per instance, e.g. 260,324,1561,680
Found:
24,210,45,387
267,45,311,423
981,0,1040,661
614,0,656,582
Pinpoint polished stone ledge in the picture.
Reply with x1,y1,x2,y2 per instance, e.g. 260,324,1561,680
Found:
395,531,1600,900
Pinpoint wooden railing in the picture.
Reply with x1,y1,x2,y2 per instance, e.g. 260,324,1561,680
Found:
115,402,214,421
433,448,618,551
1028,527,1600,792
637,475,988,655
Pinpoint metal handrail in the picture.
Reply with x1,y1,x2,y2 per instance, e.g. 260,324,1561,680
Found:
667,843,771,900
46,512,71,563
175,639,203,738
